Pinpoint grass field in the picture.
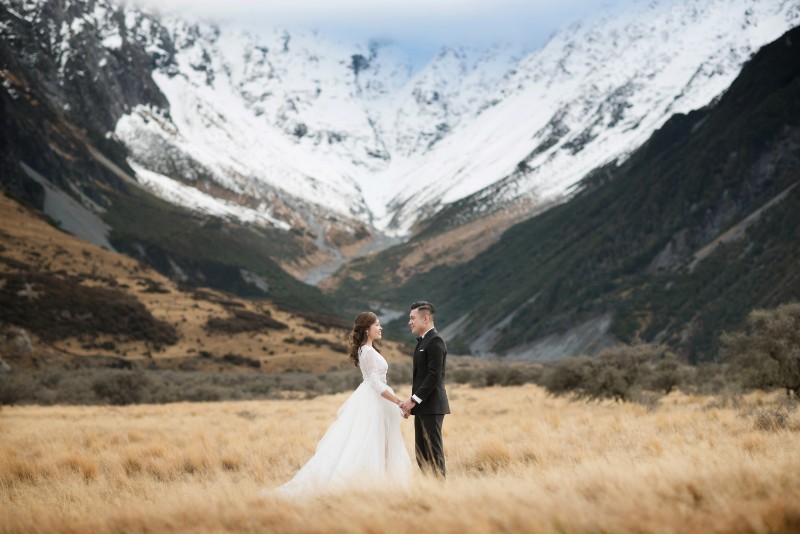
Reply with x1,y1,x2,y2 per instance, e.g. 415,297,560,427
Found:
2,384,799,533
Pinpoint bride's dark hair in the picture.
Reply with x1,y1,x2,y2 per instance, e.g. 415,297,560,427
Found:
348,311,379,366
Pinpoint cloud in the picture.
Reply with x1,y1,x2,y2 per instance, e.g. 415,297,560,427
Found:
128,0,634,63
134,0,584,19
131,0,606,33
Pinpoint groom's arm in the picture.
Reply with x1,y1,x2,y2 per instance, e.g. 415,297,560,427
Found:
412,338,445,404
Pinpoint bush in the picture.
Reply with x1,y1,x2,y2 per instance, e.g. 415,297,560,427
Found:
542,356,593,396
721,302,800,394
643,354,682,394
0,368,365,405
542,343,681,401
683,363,728,395
206,310,287,334
92,371,151,405
221,353,261,369
482,365,542,387
184,386,223,402
0,272,178,345
450,367,476,384
0,372,34,406
388,361,412,384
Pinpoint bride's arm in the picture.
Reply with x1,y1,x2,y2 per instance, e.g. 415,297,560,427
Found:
382,390,409,418
361,347,402,405
380,390,402,405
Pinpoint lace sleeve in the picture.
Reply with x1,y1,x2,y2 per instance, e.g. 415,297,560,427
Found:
359,346,389,394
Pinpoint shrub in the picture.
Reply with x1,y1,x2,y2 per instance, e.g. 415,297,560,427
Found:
0,272,178,345
221,353,261,369
721,302,800,395
474,365,542,387
684,363,728,395
542,343,680,401
92,371,151,405
184,386,223,402
0,372,34,406
542,356,593,396
388,361,412,384
450,367,476,384
206,310,287,334
643,354,682,394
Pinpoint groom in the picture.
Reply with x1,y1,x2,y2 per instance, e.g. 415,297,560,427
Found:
400,301,449,478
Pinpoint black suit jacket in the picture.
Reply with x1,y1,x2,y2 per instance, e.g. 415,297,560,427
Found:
411,328,450,415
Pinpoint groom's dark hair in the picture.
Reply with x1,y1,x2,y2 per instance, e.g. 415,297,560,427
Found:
410,301,435,318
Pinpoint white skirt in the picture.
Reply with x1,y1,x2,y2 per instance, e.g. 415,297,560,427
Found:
266,382,412,498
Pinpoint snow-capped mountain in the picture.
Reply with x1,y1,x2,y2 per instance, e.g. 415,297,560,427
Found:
379,0,800,233
3,0,800,243
113,18,394,227
120,0,800,236
111,14,525,231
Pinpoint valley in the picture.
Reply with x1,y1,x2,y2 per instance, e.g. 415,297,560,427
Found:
1,0,799,367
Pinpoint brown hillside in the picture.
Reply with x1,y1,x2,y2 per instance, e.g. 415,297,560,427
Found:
0,192,406,373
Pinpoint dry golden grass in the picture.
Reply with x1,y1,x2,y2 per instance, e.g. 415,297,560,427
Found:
2,384,799,533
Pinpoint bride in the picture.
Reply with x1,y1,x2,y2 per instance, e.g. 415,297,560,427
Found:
264,312,412,497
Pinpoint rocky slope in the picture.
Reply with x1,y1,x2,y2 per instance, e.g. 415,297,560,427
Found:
344,25,800,363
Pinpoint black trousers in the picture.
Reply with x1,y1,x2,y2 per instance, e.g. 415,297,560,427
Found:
414,414,445,477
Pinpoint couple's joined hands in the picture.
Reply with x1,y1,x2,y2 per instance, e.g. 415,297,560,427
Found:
398,398,415,418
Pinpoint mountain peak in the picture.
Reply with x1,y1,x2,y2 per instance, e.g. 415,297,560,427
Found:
4,0,798,241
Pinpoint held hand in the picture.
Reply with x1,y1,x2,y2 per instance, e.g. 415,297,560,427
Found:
397,400,409,418
399,398,416,416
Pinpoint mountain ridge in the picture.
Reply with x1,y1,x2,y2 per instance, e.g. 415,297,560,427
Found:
6,0,796,240
2,0,799,362
355,25,800,362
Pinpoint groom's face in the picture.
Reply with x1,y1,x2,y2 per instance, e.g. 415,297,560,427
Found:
408,309,428,335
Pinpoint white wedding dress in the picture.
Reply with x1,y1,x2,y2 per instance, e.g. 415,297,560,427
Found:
266,345,412,498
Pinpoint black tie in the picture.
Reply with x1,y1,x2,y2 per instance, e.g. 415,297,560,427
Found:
416,336,423,343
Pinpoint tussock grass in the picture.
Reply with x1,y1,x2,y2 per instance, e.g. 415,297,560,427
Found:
1,385,799,533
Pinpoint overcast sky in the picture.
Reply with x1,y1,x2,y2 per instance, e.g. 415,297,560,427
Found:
132,0,642,66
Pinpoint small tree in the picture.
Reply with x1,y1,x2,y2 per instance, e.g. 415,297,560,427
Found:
644,354,682,395
721,302,800,396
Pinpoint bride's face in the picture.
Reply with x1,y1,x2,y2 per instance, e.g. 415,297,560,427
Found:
367,320,382,341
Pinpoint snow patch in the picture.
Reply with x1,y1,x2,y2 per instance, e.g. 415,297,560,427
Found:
129,161,291,230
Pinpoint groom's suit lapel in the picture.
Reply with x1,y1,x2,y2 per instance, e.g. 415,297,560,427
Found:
414,329,437,367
